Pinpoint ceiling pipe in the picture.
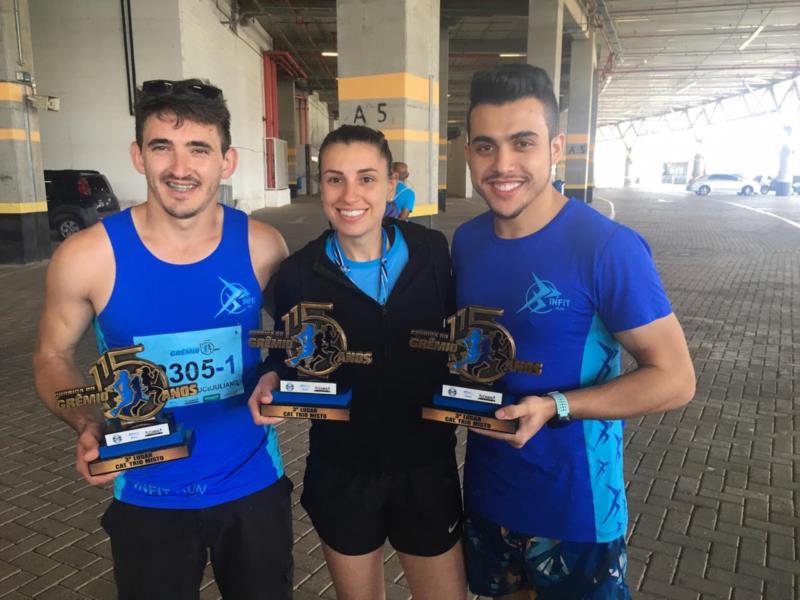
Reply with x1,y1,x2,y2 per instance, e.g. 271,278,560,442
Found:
618,27,797,40
612,64,800,73
611,1,797,17
248,0,326,91
279,0,336,82
267,50,308,79
583,0,619,88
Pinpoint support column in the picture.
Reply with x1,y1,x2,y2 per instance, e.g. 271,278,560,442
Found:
564,32,594,202
277,77,298,195
555,109,568,182
337,0,439,218
446,130,472,198
0,0,49,263
691,152,704,179
527,0,563,99
437,24,449,211
623,150,633,188
586,65,599,204
775,126,795,196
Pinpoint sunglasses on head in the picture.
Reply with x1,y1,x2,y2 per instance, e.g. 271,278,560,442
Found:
141,79,223,99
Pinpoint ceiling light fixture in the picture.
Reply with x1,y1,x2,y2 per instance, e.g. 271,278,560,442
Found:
499,53,526,58
321,51,338,57
738,25,765,51
615,17,649,23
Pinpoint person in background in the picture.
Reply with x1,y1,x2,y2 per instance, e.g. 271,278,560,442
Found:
384,161,416,220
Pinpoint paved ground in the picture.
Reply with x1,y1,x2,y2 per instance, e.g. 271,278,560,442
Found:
0,189,797,599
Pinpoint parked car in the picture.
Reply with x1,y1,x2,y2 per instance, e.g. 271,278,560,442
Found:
755,175,800,195
754,175,775,195
687,173,759,196
44,170,119,239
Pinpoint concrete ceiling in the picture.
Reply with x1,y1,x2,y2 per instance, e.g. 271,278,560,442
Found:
238,0,800,133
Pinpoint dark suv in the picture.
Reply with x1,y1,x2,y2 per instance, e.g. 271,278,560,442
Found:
44,170,120,239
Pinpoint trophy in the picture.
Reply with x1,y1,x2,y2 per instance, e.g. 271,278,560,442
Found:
249,302,372,421
56,345,196,476
409,305,543,433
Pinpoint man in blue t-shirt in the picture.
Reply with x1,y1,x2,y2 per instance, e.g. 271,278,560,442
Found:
385,161,416,219
452,63,695,599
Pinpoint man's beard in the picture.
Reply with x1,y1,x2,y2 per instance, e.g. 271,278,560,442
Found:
475,159,552,221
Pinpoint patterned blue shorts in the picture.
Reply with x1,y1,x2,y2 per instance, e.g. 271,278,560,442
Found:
464,512,631,599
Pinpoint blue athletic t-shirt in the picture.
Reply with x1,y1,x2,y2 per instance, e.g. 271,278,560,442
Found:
384,182,416,219
452,199,672,543
95,205,284,509
325,225,409,303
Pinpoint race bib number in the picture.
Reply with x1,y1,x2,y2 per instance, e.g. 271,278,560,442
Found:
134,326,244,408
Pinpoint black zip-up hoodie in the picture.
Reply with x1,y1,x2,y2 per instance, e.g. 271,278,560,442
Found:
264,219,457,472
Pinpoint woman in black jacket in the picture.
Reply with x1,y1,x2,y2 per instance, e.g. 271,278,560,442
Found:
248,125,466,599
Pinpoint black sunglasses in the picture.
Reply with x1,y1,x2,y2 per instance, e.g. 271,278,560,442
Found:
141,79,223,100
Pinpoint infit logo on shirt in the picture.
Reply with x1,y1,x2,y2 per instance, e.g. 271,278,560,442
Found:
216,276,255,317
517,272,571,314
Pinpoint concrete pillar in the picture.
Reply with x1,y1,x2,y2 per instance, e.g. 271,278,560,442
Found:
564,32,594,202
775,126,795,196
527,0,563,99
446,131,472,198
336,0,439,218
586,65,599,204
437,25,449,211
692,152,704,179
277,77,298,193
0,0,49,263
555,109,568,182
623,150,633,188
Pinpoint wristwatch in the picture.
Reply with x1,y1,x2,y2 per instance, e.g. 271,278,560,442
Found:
547,391,571,424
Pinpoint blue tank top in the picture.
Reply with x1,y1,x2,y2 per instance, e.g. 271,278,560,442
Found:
96,205,284,509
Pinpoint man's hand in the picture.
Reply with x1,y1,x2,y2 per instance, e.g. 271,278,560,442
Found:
75,422,119,486
248,371,285,426
471,395,557,448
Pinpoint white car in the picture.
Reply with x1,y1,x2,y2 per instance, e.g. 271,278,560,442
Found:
688,174,759,196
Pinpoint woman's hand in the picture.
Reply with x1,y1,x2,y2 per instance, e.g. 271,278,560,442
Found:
248,371,286,426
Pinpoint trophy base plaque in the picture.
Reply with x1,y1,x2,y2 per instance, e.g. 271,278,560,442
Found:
423,384,518,433
91,422,195,476
262,381,351,421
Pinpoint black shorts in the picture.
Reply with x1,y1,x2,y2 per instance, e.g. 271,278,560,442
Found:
301,455,463,557
101,477,294,600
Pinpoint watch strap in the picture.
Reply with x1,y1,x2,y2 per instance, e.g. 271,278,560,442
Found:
547,391,570,422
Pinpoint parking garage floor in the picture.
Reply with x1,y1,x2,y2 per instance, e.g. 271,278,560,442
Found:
0,188,797,600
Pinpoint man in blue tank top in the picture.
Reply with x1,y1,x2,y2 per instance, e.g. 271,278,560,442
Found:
452,64,696,599
33,79,292,599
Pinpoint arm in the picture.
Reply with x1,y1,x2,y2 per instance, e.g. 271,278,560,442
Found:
254,222,288,319
33,228,117,485
247,218,290,425
398,208,411,221
480,312,695,448
248,218,289,294
248,256,299,426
